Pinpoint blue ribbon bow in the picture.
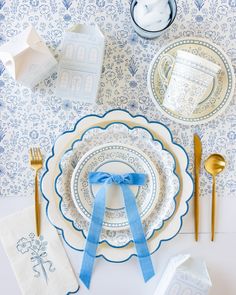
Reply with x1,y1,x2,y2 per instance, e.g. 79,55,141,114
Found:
79,172,155,288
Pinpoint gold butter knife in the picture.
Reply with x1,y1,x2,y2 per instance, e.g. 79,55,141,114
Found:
194,134,202,241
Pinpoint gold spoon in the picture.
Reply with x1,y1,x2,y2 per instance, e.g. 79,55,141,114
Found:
204,154,226,241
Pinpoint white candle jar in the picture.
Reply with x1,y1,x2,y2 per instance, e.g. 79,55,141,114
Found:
130,0,177,39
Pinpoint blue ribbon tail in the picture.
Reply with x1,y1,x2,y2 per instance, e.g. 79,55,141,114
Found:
121,184,155,282
80,172,154,287
79,252,93,289
79,186,106,289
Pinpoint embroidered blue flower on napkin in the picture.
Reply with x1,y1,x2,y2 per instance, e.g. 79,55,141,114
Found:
0,206,79,295
16,233,55,283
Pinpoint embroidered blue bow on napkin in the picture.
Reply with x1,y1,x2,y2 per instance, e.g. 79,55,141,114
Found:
79,172,155,289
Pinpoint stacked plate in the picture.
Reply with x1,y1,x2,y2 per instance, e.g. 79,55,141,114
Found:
148,37,235,125
41,109,193,262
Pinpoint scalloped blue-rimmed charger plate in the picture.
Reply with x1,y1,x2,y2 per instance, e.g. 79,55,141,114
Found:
40,110,193,263
55,123,180,248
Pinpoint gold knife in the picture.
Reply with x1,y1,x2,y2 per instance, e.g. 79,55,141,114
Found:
194,134,202,241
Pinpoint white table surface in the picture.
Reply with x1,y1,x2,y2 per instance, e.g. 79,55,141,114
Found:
1,0,236,294
0,195,236,295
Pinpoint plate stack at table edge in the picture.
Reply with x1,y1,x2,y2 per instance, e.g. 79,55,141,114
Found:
41,109,194,263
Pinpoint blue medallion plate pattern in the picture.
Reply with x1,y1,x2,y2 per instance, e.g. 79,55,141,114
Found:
55,123,180,247
71,143,159,230
41,109,193,261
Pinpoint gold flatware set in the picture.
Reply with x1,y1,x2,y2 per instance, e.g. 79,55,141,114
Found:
194,134,226,241
28,137,225,242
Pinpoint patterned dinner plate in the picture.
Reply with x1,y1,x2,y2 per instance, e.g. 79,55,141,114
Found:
148,37,235,125
41,110,193,262
71,143,159,230
56,124,179,247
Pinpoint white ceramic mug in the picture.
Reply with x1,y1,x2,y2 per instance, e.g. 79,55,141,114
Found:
158,50,221,116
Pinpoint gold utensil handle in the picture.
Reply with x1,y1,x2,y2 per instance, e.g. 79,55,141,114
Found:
194,174,200,241
35,172,40,237
211,176,216,241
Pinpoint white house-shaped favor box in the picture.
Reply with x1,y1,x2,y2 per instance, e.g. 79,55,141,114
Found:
154,254,212,295
55,24,105,103
0,25,57,88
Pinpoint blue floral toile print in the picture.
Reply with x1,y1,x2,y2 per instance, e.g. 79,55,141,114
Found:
16,233,55,283
0,0,5,10
62,0,72,10
0,0,235,200
194,0,205,11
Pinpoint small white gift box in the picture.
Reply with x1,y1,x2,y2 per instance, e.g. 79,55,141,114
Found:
154,254,212,295
55,24,105,103
0,25,57,89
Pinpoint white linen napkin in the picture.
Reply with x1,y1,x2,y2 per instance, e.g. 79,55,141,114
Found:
0,206,79,295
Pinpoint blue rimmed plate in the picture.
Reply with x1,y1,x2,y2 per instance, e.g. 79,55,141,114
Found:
55,124,179,247
41,109,193,262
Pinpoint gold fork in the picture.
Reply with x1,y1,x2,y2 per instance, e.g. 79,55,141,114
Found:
30,147,43,237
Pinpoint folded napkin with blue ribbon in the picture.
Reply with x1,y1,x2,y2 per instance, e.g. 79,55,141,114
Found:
0,206,79,295
80,172,155,289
